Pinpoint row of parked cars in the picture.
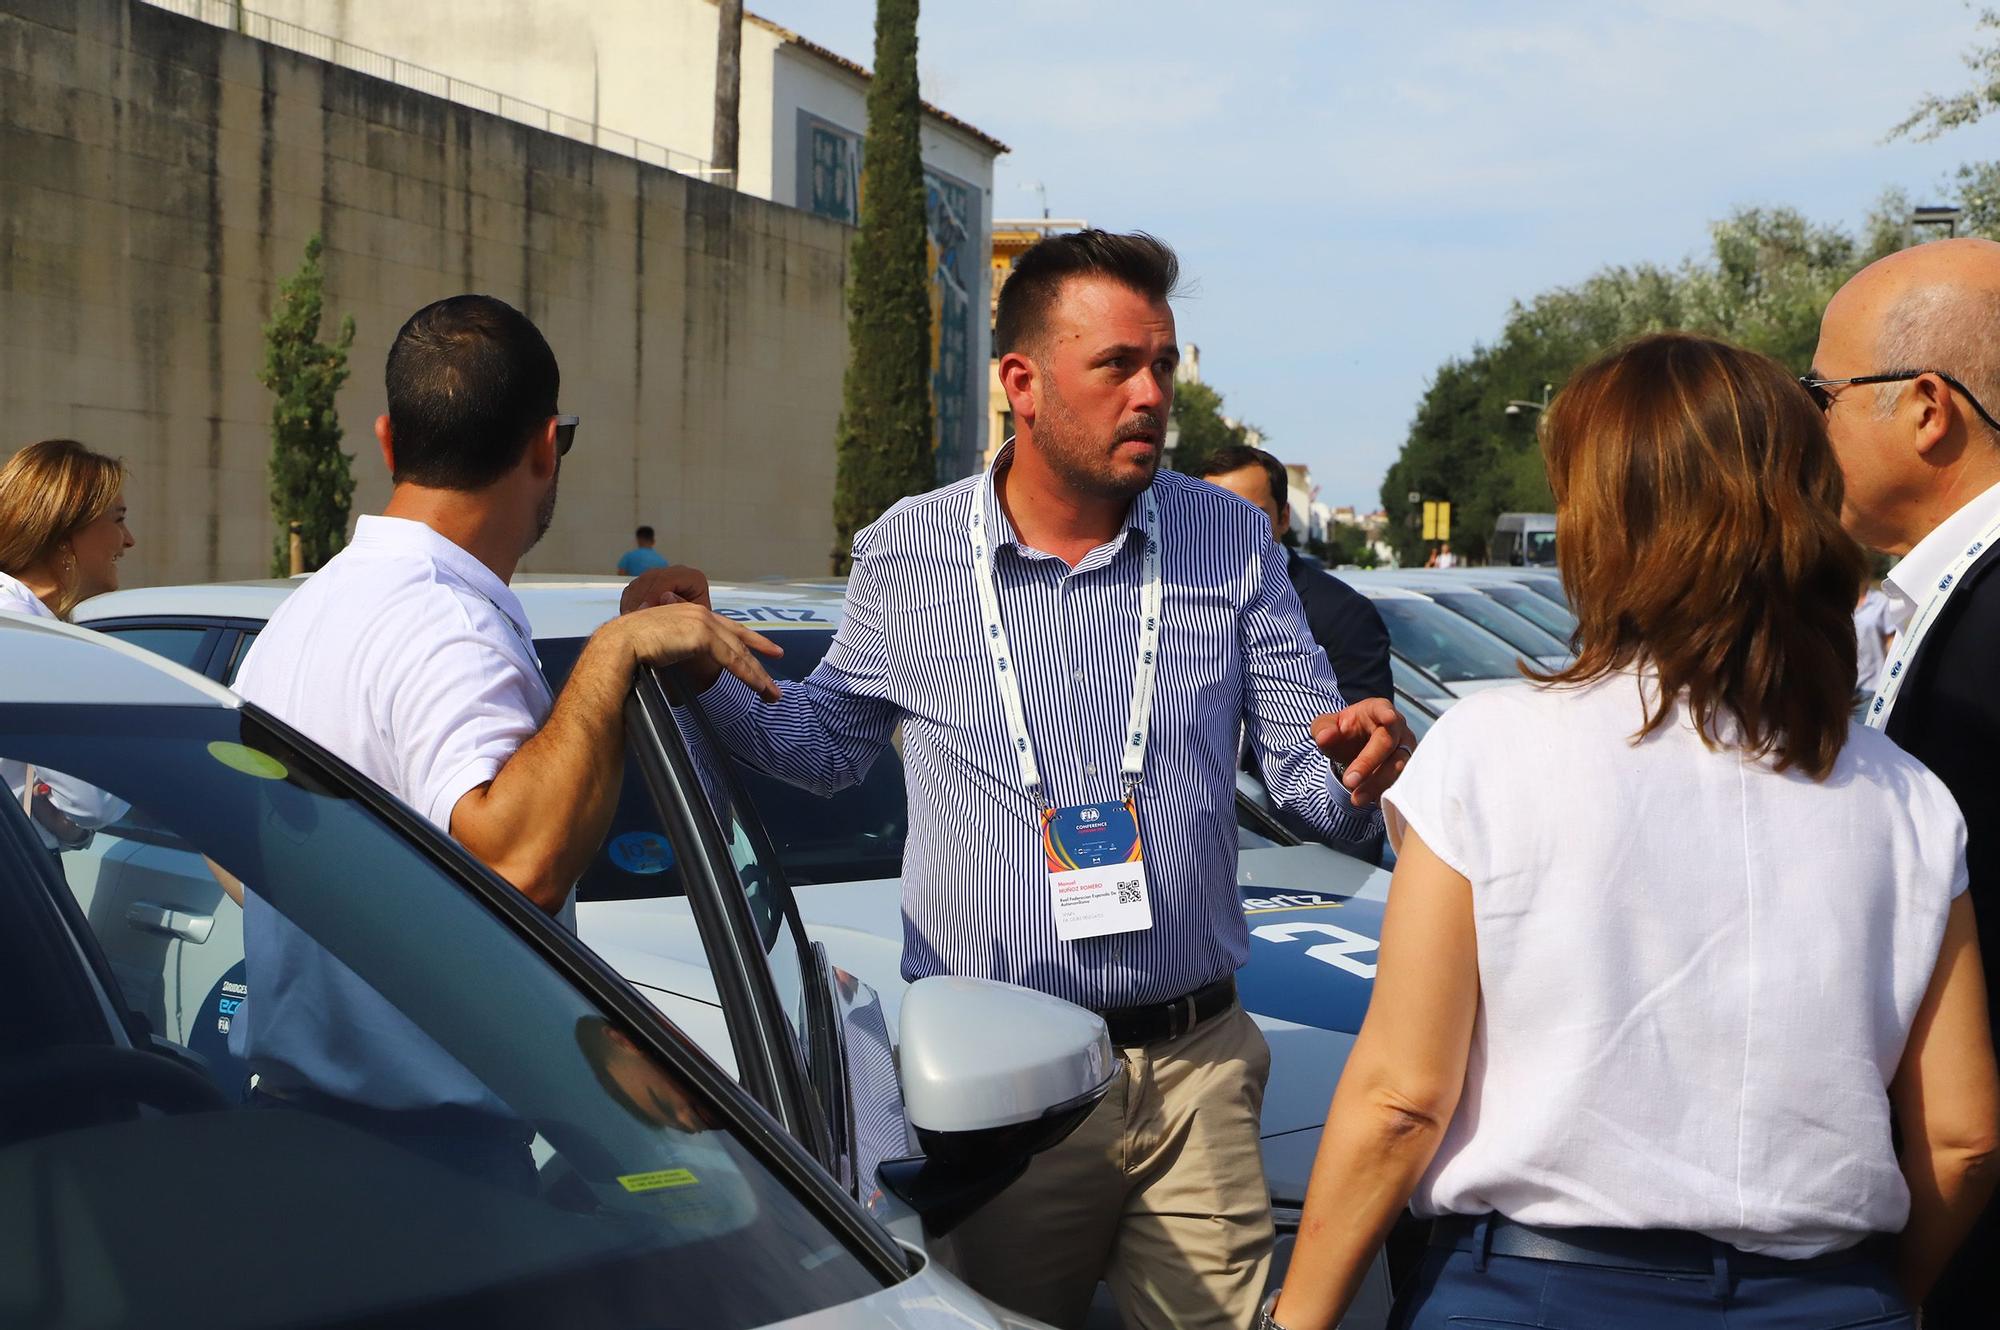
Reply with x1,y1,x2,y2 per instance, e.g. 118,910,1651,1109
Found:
0,566,1569,1329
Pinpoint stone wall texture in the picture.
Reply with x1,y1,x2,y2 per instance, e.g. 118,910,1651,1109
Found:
0,0,851,586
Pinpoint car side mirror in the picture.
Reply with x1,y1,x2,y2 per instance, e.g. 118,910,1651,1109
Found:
877,976,1116,1236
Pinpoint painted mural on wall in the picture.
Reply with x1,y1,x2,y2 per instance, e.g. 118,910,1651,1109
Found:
798,112,980,482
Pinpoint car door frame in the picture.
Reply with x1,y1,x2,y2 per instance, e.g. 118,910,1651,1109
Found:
79,615,239,679
623,669,847,1178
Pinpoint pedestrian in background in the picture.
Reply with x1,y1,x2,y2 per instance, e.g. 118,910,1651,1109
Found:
1268,334,1998,1330
1810,236,2000,1327
616,523,668,575
1424,540,1457,568
0,439,135,850
642,230,1411,1329
1190,443,1394,865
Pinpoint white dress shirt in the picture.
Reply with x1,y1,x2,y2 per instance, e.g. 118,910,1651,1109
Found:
1883,478,2000,640
1383,671,1968,1257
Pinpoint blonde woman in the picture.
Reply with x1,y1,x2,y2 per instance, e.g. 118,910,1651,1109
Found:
1,439,133,849
0,438,134,620
1266,335,2000,1329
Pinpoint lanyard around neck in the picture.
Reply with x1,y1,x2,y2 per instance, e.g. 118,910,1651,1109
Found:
1866,509,2000,729
968,483,1162,807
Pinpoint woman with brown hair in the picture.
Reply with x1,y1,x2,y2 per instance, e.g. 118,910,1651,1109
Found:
1264,335,2000,1329
1,438,134,850
0,438,134,621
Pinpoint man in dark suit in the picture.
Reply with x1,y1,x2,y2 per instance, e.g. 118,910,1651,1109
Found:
1189,445,1396,864
1188,445,1393,706
1814,237,2000,1327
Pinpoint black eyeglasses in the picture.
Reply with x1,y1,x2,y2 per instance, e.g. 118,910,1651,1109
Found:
554,414,580,456
1797,369,2000,434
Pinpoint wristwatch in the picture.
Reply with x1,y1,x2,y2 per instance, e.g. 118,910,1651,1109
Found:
1257,1287,1290,1330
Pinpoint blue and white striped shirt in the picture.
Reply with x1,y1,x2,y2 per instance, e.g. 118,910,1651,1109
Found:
703,449,1378,1009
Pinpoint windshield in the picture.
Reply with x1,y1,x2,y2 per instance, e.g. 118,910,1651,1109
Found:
1523,529,1558,566
1370,598,1525,683
539,634,909,903
1427,590,1567,660
5,703,881,1329
1481,582,1579,638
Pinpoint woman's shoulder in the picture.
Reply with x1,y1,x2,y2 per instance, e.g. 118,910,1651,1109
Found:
1836,722,1967,825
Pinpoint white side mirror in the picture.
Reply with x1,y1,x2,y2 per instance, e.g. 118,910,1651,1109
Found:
898,976,1114,1141
881,977,1117,1233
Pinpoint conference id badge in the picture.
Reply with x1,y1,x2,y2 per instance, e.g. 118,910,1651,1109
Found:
1043,798,1152,941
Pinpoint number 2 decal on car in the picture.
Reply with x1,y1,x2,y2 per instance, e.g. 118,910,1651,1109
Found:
1251,921,1380,979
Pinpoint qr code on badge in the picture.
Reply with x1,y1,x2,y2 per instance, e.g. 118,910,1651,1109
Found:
1116,879,1143,906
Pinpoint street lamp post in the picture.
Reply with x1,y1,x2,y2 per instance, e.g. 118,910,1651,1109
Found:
1504,383,1553,417
1912,205,1964,239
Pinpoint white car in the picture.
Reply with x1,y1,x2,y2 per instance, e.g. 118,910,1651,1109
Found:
2,611,1099,1329
78,576,1401,1324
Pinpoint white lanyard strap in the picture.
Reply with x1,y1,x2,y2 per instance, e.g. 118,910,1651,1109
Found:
969,486,1162,805
1866,510,2000,729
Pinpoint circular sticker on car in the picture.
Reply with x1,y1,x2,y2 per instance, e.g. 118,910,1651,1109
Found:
609,831,674,875
207,741,288,781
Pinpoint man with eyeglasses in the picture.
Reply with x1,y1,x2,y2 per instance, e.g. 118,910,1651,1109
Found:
228,296,778,1179
1809,237,2000,1329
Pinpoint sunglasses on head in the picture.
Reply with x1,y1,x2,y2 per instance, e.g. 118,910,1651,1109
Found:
554,414,580,457
1797,369,2000,433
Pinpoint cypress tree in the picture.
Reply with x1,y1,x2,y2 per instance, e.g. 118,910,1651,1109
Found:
830,0,934,574
259,233,357,575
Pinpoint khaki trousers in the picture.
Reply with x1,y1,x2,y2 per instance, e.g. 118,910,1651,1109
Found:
947,1001,1275,1330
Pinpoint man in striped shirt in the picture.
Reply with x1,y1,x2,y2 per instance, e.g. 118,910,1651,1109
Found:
664,231,1409,1328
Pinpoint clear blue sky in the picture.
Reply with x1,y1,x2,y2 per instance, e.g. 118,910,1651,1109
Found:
752,0,1991,509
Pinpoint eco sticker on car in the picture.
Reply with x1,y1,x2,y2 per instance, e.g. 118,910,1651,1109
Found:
618,1168,700,1194
207,741,288,780
609,831,675,875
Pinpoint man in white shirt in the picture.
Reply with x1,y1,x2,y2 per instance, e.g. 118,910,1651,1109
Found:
1811,237,2000,1328
230,295,778,1170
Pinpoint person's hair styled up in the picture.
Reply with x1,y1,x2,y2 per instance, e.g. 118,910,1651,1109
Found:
994,229,1179,357
0,439,126,620
385,294,559,491
1188,443,1289,515
1537,333,1865,778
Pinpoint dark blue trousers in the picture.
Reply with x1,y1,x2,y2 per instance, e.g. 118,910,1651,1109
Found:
1390,1242,1914,1329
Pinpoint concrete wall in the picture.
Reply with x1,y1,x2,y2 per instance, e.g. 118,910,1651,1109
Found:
0,0,852,586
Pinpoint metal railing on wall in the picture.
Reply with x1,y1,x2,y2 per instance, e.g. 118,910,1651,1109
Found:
140,0,732,182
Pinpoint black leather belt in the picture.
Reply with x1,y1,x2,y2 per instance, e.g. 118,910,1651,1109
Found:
1430,1214,1884,1277
1098,977,1236,1047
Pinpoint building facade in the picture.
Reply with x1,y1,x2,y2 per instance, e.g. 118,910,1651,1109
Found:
181,0,1008,482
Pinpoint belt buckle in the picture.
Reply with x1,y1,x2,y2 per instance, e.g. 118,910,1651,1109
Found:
1167,992,1198,1042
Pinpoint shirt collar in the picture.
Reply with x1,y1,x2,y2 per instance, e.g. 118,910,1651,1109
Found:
0,570,55,620
1883,477,2000,628
978,439,1150,568
350,515,535,642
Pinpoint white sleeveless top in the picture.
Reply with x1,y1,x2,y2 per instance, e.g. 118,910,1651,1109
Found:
1382,671,1967,1258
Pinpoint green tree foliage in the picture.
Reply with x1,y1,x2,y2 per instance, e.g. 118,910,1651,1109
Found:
1890,6,2000,141
1167,378,1254,473
1377,194,1994,567
829,0,933,573
259,234,356,575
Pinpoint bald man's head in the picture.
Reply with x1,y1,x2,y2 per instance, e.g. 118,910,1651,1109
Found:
1814,238,2000,553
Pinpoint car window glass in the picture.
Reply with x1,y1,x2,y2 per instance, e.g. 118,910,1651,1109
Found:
540,632,909,903
1484,583,1579,638
2,706,881,1329
1371,598,1524,683
1430,592,1565,658
223,629,259,684
94,624,211,674
1389,653,1452,703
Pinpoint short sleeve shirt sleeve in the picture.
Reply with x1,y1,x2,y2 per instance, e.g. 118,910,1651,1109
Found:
381,604,549,831
1380,706,1479,882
